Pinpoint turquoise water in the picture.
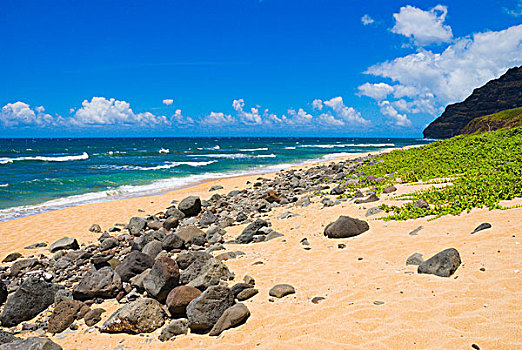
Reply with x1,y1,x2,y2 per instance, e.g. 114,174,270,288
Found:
0,137,431,221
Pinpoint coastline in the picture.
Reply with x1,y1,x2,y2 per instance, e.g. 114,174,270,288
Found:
1,143,520,349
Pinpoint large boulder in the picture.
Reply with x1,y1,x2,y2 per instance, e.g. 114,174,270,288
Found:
73,267,122,299
166,286,202,316
236,219,268,244
0,278,61,327
49,237,79,253
143,257,180,303
199,211,217,227
163,217,179,231
178,196,202,217
141,240,163,259
418,248,462,277
176,226,205,244
186,285,235,332
115,251,154,282
187,258,234,290
100,298,165,334
0,337,62,350
127,217,147,235
354,194,379,204
176,251,212,270
324,216,369,239
209,303,250,336
47,300,90,334
165,207,185,221
162,233,184,251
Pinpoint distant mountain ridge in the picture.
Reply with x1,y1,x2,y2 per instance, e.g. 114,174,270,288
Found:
423,66,522,139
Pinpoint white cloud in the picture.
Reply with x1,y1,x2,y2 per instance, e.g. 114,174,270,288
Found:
199,111,235,126
0,102,54,127
361,14,374,26
378,101,412,127
391,5,453,46
361,24,522,125
232,98,262,125
323,97,371,126
73,97,169,127
358,82,394,100
312,99,323,110
162,99,174,106
504,1,522,17
172,109,194,127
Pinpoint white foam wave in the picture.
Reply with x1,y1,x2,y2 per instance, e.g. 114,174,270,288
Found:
239,147,269,151
159,148,170,154
108,151,127,156
0,183,8,187
94,161,217,171
188,153,251,159
256,154,276,158
283,146,296,150
0,152,89,165
297,143,395,149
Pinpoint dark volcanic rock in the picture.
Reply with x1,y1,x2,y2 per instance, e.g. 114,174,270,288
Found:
166,286,202,316
143,257,180,303
354,193,379,204
159,319,189,341
199,211,217,227
84,308,105,327
0,278,61,327
176,226,205,244
0,283,6,307
47,300,90,333
324,216,369,239
50,237,79,252
163,217,179,231
101,298,165,334
2,253,22,263
414,199,429,209
236,219,268,244
127,217,147,235
165,207,185,221
73,267,122,300
0,330,17,345
383,185,397,193
176,251,212,270
186,285,234,332
209,303,250,336
418,248,461,277
141,240,163,259
330,185,345,195
0,337,63,350
230,283,253,298
115,251,154,282
237,288,258,301
269,284,295,298
162,233,184,251
178,196,202,217
472,223,492,234
423,66,522,139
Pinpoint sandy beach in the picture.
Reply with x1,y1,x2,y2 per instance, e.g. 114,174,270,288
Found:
0,149,521,350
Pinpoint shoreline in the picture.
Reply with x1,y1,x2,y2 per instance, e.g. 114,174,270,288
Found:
0,146,405,223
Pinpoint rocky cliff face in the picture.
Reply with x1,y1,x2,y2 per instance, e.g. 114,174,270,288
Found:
423,66,522,139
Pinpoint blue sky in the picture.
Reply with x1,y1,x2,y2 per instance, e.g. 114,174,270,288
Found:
1,0,521,137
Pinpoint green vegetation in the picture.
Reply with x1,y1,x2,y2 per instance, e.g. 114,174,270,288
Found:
339,126,522,220
462,106,522,134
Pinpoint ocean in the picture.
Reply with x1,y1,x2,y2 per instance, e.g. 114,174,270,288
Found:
0,137,432,221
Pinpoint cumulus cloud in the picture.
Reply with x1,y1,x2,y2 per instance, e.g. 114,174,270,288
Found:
73,97,169,127
172,109,194,127
323,97,371,126
232,99,262,125
361,14,374,26
0,102,54,127
199,111,235,126
162,99,174,106
360,24,522,126
312,99,323,110
391,5,453,46
378,101,412,127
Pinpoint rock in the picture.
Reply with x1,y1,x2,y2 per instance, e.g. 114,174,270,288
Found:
162,233,184,251
0,283,7,307
330,185,345,195
186,285,235,332
163,217,179,231
178,196,202,217
311,296,325,304
53,289,73,305
23,242,47,250
127,217,147,235
129,268,150,292
176,226,205,244
2,253,22,263
243,275,255,285
47,300,90,333
159,319,189,341
147,220,163,230
101,298,165,334
300,238,310,246
142,240,163,259
472,223,492,234
418,248,461,277
187,258,234,290
0,337,63,350
99,237,118,251
324,216,370,239
269,284,295,298
143,257,180,303
73,267,122,299
406,253,424,266
236,212,248,222
209,185,224,191
54,257,72,270
408,226,423,236
166,286,202,316
165,207,185,221
354,194,379,204
49,237,79,253
0,278,61,327
237,288,258,301
199,211,217,227
414,199,429,209
89,224,102,233
365,207,383,217
383,185,397,193
176,251,212,270
263,190,281,203
236,219,269,244
9,258,38,276
265,231,284,241
0,331,17,345
115,251,154,282
230,283,253,297
209,303,250,336
83,308,105,326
